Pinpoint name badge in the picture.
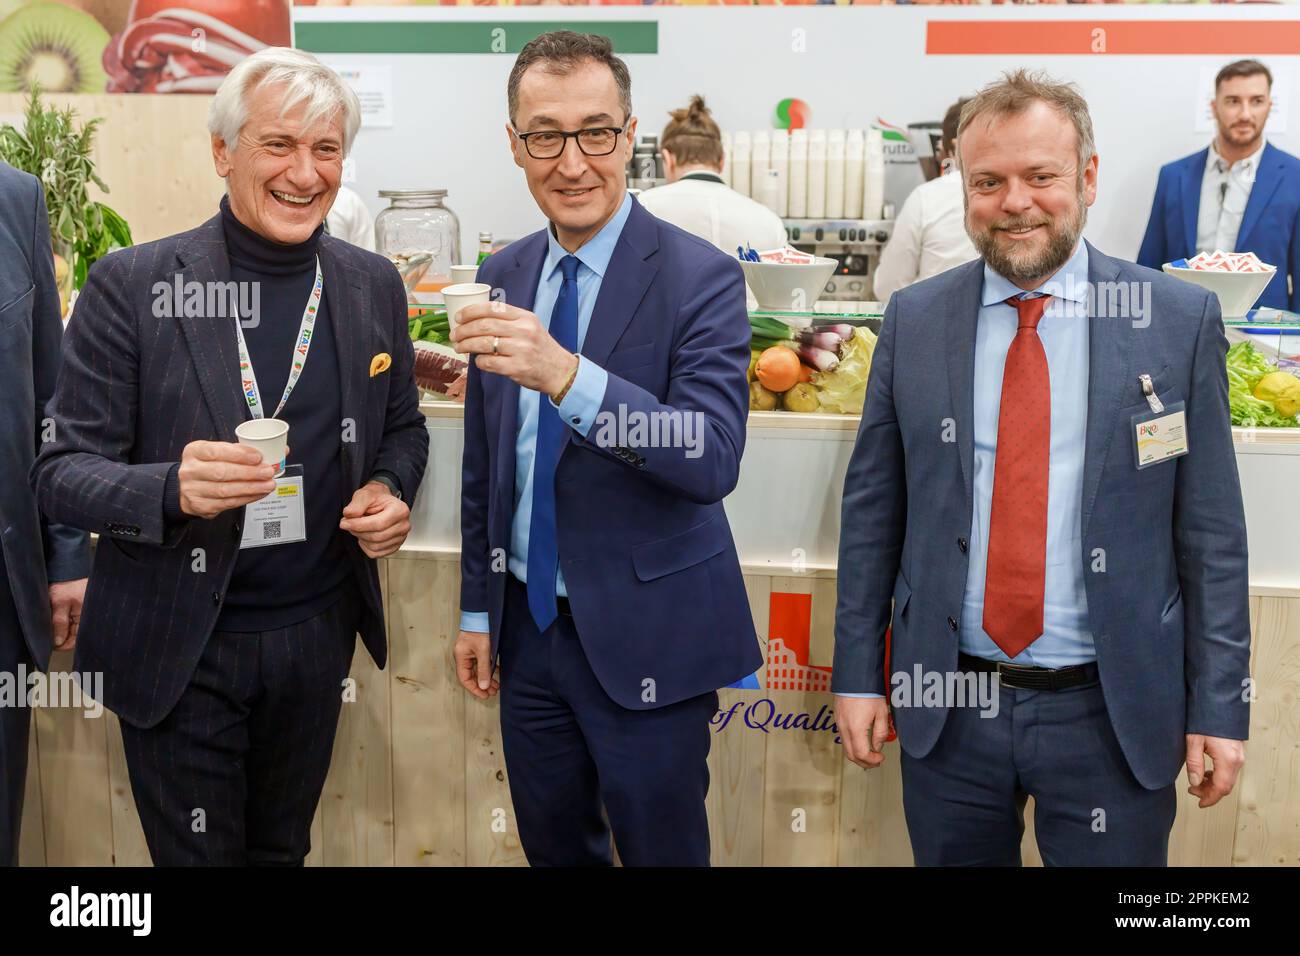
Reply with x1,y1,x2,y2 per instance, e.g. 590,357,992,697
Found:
240,464,307,549
1132,402,1189,469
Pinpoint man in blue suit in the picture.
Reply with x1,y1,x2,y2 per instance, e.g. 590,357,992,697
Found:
834,71,1251,866
451,30,760,866
0,161,89,865
1138,59,1300,312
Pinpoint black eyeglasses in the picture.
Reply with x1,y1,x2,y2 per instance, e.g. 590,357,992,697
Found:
514,126,626,160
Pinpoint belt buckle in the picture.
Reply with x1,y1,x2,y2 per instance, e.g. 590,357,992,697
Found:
995,661,1038,687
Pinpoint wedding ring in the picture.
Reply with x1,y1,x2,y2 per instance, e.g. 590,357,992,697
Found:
492,336,500,355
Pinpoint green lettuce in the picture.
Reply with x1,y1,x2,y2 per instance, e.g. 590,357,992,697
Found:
1227,341,1298,428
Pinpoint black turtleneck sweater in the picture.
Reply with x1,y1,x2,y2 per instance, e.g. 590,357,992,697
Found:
210,197,354,631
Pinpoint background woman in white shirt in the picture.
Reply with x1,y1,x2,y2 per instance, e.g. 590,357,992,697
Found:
639,95,788,259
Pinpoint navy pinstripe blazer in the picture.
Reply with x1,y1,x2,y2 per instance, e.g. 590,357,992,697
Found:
31,213,429,727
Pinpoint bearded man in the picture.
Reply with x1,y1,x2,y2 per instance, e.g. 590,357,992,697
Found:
831,70,1251,866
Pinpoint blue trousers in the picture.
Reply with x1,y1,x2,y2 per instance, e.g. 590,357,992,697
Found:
900,676,1177,866
498,575,717,866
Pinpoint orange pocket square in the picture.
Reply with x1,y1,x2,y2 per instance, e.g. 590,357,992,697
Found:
369,353,392,377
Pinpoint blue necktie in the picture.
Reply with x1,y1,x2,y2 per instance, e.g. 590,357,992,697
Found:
526,254,580,632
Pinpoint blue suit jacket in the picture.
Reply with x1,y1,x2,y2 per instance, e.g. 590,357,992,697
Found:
832,243,1251,790
460,196,762,710
0,161,89,670
1137,142,1300,311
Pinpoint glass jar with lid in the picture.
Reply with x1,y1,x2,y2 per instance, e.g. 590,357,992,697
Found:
375,189,462,302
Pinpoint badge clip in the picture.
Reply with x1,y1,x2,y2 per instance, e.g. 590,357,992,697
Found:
1139,373,1165,414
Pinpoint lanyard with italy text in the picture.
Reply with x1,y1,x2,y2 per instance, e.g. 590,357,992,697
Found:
234,256,324,419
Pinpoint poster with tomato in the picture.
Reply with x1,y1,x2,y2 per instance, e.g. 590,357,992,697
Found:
0,0,290,93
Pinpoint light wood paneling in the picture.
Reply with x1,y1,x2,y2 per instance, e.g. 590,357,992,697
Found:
387,556,465,865
17,719,44,866
319,558,395,866
18,551,1300,867
0,93,224,246
1234,595,1300,866
31,649,113,865
104,711,149,867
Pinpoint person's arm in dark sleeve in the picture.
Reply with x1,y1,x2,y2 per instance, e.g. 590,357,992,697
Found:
1137,168,1169,270
567,254,750,505
27,173,89,577
1176,291,1251,739
831,295,906,695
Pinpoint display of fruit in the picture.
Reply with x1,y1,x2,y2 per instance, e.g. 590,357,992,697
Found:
749,381,778,411
782,382,820,413
0,2,109,93
754,345,801,393
1253,371,1300,419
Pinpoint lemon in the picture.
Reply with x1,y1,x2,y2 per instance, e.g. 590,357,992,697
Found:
1254,371,1300,419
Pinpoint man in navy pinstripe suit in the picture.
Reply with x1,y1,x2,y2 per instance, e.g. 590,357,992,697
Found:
31,49,428,865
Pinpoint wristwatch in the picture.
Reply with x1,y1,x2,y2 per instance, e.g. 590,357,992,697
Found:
369,473,402,501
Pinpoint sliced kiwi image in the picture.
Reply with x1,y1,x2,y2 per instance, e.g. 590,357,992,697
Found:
0,2,109,94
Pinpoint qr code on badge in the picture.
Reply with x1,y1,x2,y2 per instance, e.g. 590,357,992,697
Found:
263,521,281,540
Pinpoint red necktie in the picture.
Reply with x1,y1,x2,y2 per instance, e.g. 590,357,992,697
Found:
982,294,1052,659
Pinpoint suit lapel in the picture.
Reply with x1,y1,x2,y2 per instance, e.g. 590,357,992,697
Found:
488,234,546,493
947,260,984,507
1180,150,1206,258
1236,143,1282,252
321,239,369,490
580,199,658,368
175,215,246,441
1080,243,1129,537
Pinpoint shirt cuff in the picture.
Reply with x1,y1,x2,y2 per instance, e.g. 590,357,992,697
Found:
552,357,607,439
459,610,489,633
835,692,885,699
369,470,403,501
163,463,187,524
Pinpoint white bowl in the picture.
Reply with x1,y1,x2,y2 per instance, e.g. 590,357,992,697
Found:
1161,262,1276,318
740,256,838,313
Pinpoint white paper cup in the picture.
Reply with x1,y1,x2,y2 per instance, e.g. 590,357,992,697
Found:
442,282,492,330
450,264,479,284
235,418,289,476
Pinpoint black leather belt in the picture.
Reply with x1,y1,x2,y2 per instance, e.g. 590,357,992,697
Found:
958,652,1098,691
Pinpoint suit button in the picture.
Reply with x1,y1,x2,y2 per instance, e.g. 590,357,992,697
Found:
212,591,221,606
233,522,242,538
957,537,968,553
948,616,958,631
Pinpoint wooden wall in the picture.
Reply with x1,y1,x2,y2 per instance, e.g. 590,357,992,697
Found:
0,93,224,246
18,549,1300,867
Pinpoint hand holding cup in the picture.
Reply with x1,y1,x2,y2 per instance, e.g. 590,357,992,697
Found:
177,440,288,519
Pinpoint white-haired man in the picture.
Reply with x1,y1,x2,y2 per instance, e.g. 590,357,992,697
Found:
32,47,429,865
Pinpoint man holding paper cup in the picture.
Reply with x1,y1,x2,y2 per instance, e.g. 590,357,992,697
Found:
451,31,760,866
32,48,429,865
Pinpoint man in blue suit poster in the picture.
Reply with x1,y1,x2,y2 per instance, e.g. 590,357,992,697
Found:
1138,59,1300,312
450,31,761,866
834,71,1251,866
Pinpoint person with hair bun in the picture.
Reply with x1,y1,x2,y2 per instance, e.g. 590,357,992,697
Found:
639,95,787,273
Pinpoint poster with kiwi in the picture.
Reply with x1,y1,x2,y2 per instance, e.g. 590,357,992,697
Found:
0,0,290,93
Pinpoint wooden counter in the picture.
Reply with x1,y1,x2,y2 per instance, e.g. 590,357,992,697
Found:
18,407,1300,866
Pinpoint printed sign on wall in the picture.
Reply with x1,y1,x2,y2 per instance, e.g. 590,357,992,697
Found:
0,0,291,94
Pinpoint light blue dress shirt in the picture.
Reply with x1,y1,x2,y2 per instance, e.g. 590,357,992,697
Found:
459,192,630,634
838,241,1095,698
